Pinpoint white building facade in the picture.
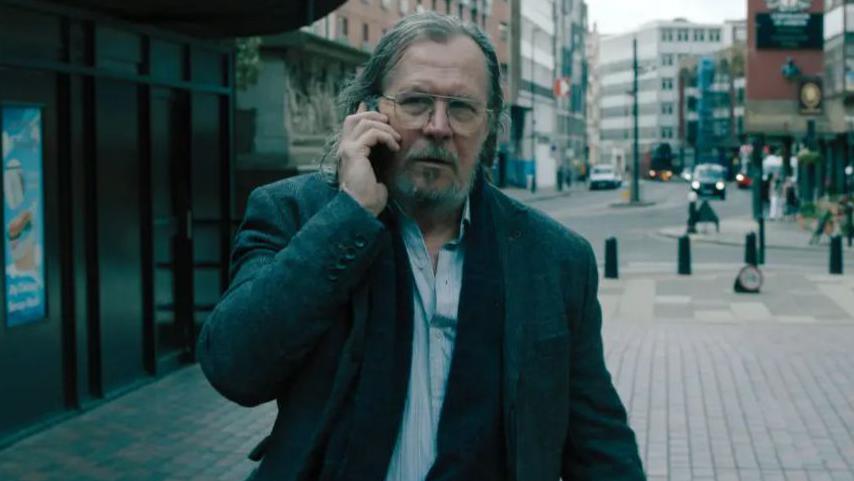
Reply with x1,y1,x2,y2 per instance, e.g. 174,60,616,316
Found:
585,24,602,167
597,19,725,169
519,0,559,187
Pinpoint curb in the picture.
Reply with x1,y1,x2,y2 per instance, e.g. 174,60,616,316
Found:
656,228,853,252
501,190,573,204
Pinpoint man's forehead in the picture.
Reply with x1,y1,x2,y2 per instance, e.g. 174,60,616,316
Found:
384,36,488,98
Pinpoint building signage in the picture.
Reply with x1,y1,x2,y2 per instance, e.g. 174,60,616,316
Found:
755,12,823,49
0,105,46,327
798,77,823,115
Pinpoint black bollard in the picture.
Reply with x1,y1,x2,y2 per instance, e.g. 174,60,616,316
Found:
831,235,843,275
745,232,758,266
678,235,692,275
605,237,619,279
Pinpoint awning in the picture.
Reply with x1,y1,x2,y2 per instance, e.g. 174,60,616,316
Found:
50,0,348,37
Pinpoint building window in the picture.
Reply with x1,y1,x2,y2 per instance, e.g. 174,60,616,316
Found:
662,54,673,66
709,29,721,42
400,0,409,14
458,3,463,18
661,28,673,42
446,0,451,13
694,29,705,41
432,0,437,9
338,16,349,38
382,0,393,9
482,13,487,27
677,29,688,41
363,23,369,42
661,127,673,138
662,103,673,115
662,78,673,90
499,21,509,42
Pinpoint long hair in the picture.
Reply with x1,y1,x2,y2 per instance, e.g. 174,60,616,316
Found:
319,11,507,183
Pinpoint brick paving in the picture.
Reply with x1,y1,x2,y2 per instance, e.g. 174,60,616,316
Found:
1,266,853,480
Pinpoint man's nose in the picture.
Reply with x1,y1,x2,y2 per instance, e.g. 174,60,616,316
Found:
422,100,453,139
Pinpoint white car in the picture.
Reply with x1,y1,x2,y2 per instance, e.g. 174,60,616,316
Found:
588,164,622,190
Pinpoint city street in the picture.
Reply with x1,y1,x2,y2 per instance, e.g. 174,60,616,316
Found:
1,179,853,481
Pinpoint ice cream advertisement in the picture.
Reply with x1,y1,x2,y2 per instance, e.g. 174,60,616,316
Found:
1,105,46,327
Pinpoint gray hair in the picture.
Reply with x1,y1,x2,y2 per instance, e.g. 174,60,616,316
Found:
319,11,507,182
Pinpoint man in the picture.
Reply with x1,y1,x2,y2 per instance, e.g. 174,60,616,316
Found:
198,12,644,481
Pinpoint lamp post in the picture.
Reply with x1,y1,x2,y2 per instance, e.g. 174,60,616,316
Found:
631,37,640,203
530,22,538,193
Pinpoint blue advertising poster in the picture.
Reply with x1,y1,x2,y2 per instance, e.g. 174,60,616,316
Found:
1,105,46,327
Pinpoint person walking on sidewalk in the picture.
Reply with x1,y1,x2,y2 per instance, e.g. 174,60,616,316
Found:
197,12,644,481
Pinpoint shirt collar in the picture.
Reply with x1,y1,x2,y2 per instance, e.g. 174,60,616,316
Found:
393,197,471,245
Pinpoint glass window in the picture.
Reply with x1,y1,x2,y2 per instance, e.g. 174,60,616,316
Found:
661,28,673,42
662,78,674,90
662,54,673,66
709,29,721,42
363,23,369,42
694,29,705,41
400,0,409,14
499,22,509,42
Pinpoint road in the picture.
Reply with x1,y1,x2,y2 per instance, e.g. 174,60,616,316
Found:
532,180,839,270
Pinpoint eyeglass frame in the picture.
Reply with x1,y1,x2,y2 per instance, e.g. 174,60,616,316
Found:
377,92,493,136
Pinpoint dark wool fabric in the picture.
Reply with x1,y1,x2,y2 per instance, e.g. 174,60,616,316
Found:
321,171,506,481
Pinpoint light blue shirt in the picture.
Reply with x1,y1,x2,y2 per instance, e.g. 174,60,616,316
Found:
384,200,470,481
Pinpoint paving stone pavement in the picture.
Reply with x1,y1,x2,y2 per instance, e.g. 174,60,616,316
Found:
1,266,853,480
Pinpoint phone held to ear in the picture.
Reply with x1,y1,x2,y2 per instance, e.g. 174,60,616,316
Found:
365,96,393,168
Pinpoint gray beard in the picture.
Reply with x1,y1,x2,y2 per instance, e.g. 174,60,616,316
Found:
389,164,478,214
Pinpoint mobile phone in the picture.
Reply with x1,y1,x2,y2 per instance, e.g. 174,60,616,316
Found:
364,96,393,169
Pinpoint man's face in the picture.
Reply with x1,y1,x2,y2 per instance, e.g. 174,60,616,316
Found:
379,35,490,210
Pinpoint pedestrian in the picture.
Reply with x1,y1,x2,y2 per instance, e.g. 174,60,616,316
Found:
769,174,783,220
198,12,644,481
784,177,799,220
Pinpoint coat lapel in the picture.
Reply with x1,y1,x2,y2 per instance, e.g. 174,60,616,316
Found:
484,185,528,480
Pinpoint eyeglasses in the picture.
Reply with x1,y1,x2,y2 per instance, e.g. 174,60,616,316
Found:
380,92,490,136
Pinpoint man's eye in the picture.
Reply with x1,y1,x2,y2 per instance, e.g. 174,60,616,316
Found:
450,100,478,113
399,96,432,110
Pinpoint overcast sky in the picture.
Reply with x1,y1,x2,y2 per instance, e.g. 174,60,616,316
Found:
587,0,747,35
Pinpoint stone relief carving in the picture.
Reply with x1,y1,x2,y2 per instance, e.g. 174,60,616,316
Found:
283,59,340,139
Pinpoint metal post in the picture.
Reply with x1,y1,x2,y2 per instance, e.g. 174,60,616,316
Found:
745,232,758,266
678,235,692,275
530,23,537,194
605,237,619,279
631,37,640,204
751,135,766,265
831,235,843,275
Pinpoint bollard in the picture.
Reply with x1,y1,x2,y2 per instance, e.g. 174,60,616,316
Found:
678,235,692,275
744,232,758,266
605,237,619,279
831,235,843,275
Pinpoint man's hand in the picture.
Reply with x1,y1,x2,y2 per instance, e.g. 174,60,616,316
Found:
337,102,401,216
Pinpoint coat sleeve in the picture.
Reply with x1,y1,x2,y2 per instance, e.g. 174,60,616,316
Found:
197,186,385,407
561,241,646,480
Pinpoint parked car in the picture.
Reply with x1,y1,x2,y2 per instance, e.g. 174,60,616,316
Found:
735,171,752,189
588,164,622,190
649,169,673,181
691,163,727,200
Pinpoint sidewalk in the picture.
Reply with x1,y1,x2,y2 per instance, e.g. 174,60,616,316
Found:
1,265,853,480
500,184,574,203
659,216,854,252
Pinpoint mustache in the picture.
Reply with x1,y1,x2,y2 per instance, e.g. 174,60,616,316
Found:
403,144,459,167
